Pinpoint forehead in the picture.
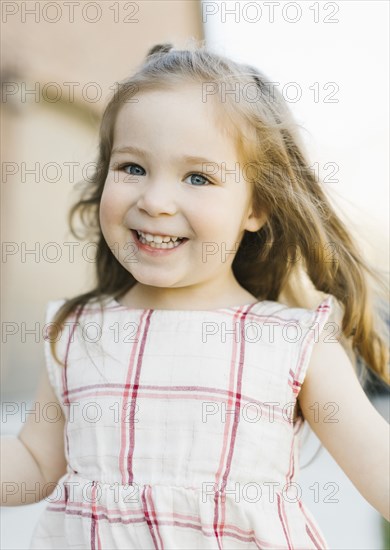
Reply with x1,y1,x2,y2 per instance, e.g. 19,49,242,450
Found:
112,84,244,162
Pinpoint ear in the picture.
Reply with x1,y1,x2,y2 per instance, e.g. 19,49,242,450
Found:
244,209,268,233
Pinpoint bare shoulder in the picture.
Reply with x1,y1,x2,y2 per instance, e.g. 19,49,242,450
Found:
297,326,387,457
298,328,363,424
297,324,390,520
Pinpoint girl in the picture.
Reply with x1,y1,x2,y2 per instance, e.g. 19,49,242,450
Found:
1,43,389,549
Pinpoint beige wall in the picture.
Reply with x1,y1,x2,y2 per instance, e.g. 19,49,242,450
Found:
1,0,203,396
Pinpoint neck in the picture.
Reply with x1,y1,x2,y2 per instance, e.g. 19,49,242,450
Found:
120,277,257,310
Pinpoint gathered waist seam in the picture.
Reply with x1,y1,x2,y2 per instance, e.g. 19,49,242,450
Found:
61,472,298,497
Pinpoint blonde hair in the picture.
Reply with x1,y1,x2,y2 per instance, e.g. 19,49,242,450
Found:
49,41,389,388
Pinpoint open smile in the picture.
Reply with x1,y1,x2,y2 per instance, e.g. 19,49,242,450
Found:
130,229,189,255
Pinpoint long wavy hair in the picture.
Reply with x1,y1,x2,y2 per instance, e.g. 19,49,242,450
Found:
49,41,389,390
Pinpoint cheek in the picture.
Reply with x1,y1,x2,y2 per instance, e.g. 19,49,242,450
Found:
99,189,110,228
100,181,124,218
99,182,123,232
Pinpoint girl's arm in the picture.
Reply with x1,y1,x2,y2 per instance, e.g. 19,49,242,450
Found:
298,331,390,522
1,366,67,506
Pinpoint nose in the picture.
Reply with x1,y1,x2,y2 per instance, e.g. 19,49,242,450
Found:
136,177,177,216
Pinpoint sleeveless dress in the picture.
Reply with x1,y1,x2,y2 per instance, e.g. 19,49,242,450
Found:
30,294,334,550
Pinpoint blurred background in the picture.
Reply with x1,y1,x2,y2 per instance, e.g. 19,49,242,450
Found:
1,0,389,548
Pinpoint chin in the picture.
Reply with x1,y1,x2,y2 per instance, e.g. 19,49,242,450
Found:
127,272,179,289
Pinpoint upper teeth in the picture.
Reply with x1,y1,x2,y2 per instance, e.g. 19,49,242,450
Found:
136,230,182,243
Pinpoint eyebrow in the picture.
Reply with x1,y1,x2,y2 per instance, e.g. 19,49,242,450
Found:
111,145,222,169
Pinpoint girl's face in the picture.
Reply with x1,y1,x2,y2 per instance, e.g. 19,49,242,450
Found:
99,84,266,305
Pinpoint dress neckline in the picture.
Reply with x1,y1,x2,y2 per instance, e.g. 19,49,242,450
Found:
108,296,263,313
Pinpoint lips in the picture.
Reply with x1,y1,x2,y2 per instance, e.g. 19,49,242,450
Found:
130,229,189,251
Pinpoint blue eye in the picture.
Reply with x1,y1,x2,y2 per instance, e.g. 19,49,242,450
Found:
116,163,212,186
119,163,145,176
185,173,212,186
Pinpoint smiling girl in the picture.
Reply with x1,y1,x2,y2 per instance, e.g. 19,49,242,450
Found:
2,43,389,549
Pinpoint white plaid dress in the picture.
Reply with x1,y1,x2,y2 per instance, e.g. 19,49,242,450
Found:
30,294,333,549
